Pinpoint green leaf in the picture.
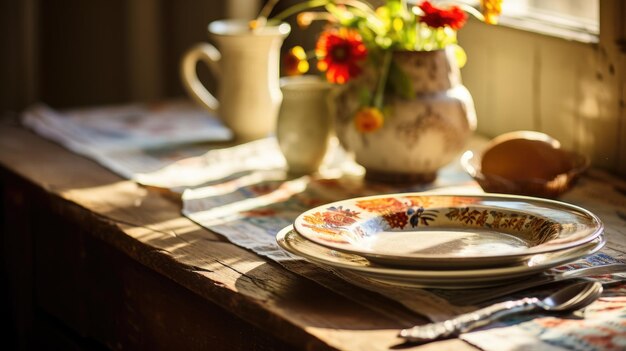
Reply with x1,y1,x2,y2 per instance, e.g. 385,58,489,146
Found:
375,35,393,49
385,0,404,16
358,87,373,106
325,4,358,26
387,60,414,99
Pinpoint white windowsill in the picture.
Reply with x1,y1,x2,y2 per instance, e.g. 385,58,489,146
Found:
497,14,599,44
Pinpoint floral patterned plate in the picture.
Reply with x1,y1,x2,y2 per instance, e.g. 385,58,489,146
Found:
276,226,605,289
293,193,603,268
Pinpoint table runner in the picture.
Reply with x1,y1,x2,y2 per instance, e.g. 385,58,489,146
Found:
182,165,626,350
21,101,626,350
461,277,626,351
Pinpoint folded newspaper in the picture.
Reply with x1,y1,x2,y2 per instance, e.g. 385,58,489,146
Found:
23,100,232,150
20,100,251,187
21,99,359,190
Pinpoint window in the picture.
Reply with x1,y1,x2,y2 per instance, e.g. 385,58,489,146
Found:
500,0,599,43
448,0,599,43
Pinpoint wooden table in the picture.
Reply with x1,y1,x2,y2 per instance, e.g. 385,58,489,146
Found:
1,122,624,350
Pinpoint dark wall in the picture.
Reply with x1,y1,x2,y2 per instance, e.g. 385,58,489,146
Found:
38,0,129,107
0,0,323,113
1,0,228,112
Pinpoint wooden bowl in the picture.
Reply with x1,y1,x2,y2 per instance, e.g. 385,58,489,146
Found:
461,131,589,198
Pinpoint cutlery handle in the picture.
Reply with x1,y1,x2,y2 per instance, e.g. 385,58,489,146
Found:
399,297,539,342
460,275,554,305
461,263,626,306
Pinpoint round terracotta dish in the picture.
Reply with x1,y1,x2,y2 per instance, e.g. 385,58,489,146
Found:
461,131,589,198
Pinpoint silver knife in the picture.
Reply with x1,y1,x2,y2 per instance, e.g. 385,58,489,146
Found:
454,263,626,306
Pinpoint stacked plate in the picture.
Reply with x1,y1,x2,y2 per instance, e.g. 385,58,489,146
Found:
276,193,605,289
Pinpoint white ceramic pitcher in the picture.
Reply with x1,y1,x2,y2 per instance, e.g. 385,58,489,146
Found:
181,19,290,141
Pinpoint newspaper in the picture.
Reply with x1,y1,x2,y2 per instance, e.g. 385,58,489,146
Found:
21,100,233,185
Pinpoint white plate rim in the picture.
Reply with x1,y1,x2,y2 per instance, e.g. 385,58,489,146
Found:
277,225,606,280
292,192,604,264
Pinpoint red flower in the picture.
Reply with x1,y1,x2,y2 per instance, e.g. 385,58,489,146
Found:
315,28,367,84
418,1,467,30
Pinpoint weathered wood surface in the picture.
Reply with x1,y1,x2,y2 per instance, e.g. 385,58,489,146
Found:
0,123,485,350
2,123,625,350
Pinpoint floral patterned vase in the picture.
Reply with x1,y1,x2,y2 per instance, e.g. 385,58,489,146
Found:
334,48,477,183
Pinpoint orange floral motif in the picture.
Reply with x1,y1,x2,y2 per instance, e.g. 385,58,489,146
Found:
301,206,361,241
512,215,527,230
502,214,521,229
302,213,345,237
460,208,478,224
312,226,345,237
321,206,360,227
303,207,360,227
404,196,437,208
355,197,407,214
383,212,409,229
447,207,479,223
490,210,505,229
446,207,559,242
302,212,326,226
475,210,489,226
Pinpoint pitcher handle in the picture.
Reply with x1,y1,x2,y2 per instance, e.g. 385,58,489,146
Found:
180,43,221,111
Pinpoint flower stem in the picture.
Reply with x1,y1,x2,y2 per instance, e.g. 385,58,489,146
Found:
270,0,377,24
270,0,331,23
373,50,392,109
305,49,316,60
258,0,280,21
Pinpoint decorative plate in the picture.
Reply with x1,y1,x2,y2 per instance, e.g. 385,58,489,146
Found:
276,226,605,289
292,193,603,268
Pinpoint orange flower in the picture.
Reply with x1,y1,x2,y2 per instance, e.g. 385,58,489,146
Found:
481,0,502,25
354,107,384,133
297,12,335,29
315,28,367,84
283,46,309,76
296,12,316,28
